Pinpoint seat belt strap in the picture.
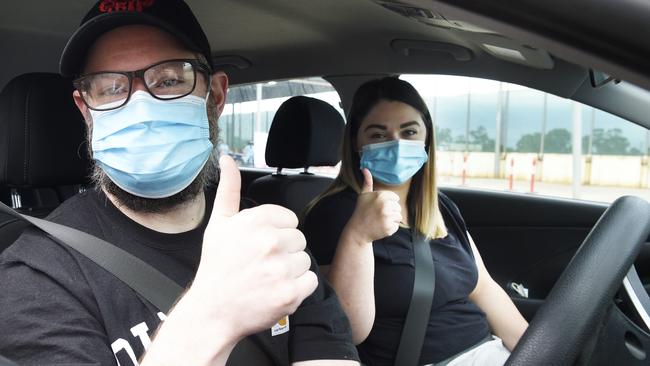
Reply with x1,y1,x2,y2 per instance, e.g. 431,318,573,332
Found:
394,231,435,366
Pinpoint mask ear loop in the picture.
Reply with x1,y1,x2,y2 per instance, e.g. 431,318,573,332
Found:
202,74,213,121
204,73,213,102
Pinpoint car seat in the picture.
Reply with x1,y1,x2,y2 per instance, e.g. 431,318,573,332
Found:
246,96,344,218
0,73,91,252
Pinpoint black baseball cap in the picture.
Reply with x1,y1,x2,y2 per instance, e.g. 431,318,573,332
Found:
59,0,213,77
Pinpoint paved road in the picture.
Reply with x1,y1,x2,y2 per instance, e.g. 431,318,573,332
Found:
439,175,650,203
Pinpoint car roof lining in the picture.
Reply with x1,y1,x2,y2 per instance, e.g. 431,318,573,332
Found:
1,0,649,129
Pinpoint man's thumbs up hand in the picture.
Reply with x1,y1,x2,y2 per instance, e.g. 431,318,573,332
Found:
193,155,318,341
211,154,242,219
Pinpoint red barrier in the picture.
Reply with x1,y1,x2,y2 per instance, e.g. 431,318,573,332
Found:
530,158,537,193
462,155,467,185
508,157,514,191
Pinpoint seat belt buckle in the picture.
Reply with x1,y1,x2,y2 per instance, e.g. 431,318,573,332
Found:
507,281,529,298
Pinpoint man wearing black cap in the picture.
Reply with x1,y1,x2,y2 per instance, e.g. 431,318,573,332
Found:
0,1,359,365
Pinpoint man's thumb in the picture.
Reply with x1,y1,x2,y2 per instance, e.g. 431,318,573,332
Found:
212,155,241,219
361,168,373,193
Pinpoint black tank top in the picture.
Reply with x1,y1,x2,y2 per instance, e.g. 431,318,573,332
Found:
302,190,491,365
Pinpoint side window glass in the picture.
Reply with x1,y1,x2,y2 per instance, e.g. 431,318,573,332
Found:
401,74,650,203
219,77,343,172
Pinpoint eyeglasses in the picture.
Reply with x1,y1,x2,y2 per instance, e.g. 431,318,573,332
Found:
73,59,212,111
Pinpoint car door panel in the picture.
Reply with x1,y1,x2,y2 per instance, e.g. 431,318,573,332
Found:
441,187,650,321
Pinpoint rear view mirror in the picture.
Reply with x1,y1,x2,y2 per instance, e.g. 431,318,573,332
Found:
589,69,621,88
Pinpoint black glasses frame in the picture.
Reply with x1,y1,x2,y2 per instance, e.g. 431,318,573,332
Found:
73,58,212,111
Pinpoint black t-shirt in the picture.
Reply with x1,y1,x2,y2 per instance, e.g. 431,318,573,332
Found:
302,189,491,365
0,189,359,365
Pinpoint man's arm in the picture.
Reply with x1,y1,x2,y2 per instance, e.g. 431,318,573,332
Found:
140,288,239,366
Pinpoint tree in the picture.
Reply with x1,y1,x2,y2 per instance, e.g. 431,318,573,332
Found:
544,128,571,153
435,126,452,148
516,132,541,153
594,128,630,154
629,147,642,155
454,134,466,144
469,125,495,152
515,128,571,153
582,128,633,155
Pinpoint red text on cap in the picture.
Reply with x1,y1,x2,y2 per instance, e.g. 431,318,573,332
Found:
99,0,155,13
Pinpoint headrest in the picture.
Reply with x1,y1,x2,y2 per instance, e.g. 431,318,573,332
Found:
265,96,344,169
0,73,91,187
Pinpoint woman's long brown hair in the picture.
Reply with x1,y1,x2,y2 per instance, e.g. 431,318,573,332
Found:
305,77,447,239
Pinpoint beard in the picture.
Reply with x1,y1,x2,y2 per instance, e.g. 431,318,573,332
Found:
86,97,221,214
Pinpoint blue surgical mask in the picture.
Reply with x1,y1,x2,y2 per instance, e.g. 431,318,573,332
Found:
360,139,428,185
89,91,213,198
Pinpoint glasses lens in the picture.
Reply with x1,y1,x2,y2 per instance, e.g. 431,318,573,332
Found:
81,73,131,110
144,61,196,99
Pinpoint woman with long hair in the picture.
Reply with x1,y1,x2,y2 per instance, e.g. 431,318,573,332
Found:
302,77,528,365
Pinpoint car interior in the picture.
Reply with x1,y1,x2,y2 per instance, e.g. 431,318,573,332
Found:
247,95,345,217
1,0,650,365
0,73,91,251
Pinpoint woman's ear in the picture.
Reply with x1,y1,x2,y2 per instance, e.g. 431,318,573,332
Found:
209,71,229,117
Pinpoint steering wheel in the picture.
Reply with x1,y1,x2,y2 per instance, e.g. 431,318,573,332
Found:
506,195,650,365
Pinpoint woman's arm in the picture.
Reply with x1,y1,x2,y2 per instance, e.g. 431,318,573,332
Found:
328,216,378,344
467,233,528,351
327,170,401,344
